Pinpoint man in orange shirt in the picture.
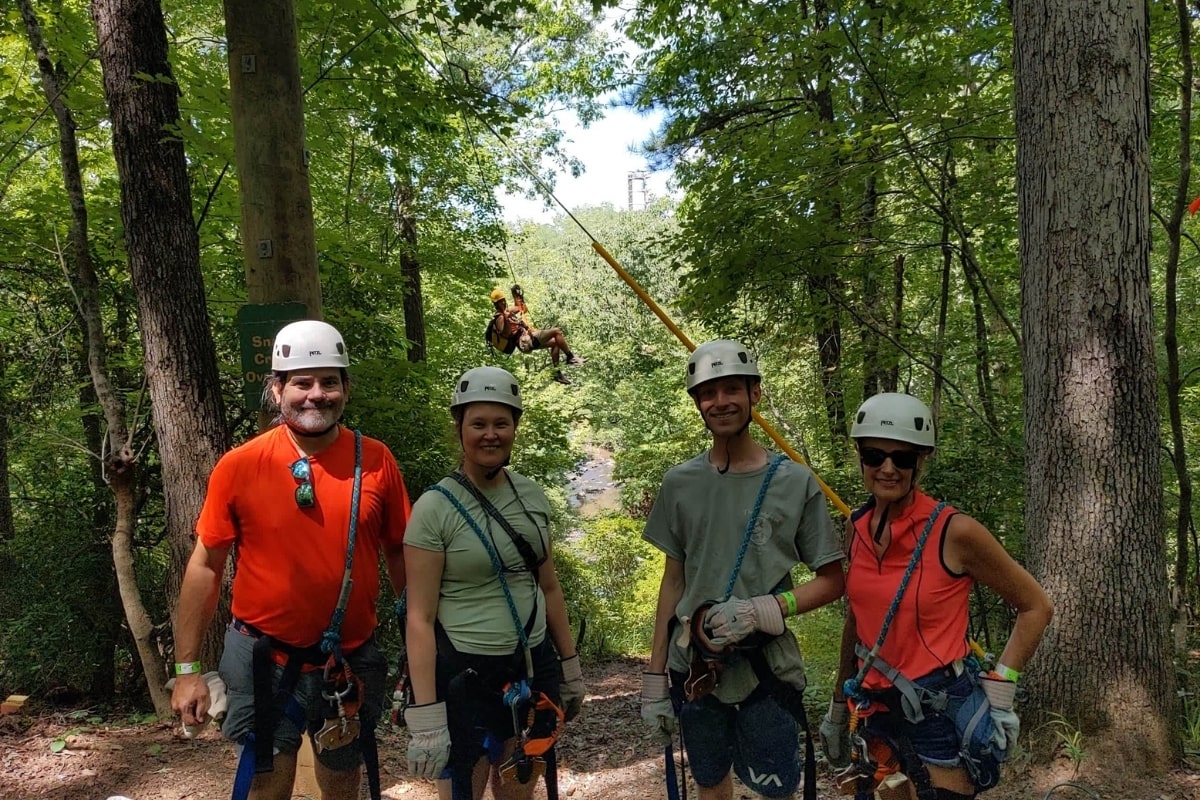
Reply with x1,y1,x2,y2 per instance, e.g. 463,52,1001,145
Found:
170,320,410,800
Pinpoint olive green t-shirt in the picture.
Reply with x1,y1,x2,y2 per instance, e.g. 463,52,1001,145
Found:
406,471,551,655
643,453,843,703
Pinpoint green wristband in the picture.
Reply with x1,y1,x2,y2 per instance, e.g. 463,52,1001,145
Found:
174,661,203,676
993,663,1020,683
781,591,798,617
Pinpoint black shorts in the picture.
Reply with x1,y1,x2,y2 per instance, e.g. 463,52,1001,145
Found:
435,629,562,775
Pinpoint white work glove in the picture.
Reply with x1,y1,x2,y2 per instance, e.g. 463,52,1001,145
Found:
559,655,585,722
640,672,675,744
168,672,228,738
981,676,1020,752
405,702,451,780
819,698,852,767
705,595,786,646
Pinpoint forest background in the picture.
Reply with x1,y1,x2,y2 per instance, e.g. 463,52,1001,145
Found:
0,0,1194,788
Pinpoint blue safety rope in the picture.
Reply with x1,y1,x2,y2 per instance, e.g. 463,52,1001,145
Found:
320,430,364,657
720,454,787,601
842,501,947,703
427,483,530,653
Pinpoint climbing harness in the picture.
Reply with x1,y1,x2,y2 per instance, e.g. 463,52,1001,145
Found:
670,454,817,800
428,478,563,800
835,502,1001,800
231,432,383,800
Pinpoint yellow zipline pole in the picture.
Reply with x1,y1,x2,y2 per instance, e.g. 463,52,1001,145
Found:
590,241,851,518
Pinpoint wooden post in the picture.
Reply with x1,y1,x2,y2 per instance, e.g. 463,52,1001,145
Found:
223,0,324,791
223,0,322,317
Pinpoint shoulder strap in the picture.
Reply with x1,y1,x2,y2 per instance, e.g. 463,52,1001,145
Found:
448,470,544,579
720,454,788,600
844,501,948,702
319,430,363,658
425,483,537,652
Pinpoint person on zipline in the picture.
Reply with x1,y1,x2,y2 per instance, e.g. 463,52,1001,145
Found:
640,339,845,800
171,320,411,800
402,366,585,800
820,393,1052,800
486,288,583,385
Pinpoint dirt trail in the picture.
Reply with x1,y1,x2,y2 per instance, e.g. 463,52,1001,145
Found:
2,658,1198,799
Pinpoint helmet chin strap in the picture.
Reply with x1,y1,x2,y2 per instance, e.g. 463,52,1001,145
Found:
707,410,754,475
870,468,921,543
484,457,509,480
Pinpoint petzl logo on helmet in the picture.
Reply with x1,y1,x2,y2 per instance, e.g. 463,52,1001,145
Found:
711,359,724,367
309,350,322,356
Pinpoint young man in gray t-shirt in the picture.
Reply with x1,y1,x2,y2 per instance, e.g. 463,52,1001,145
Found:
640,339,844,800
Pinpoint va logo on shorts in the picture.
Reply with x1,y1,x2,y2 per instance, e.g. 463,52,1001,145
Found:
747,767,783,788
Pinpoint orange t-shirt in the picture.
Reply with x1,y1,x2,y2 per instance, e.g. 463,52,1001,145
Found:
846,490,971,690
197,425,411,650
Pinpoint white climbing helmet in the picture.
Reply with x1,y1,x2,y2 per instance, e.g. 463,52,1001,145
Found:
850,392,935,449
451,366,522,412
271,320,349,371
686,339,760,394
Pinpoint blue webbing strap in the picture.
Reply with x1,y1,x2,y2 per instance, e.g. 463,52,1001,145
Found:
720,454,788,601
843,502,948,704
231,698,306,800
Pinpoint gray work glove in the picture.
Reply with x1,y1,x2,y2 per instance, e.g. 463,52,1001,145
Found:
819,698,852,767
705,595,786,646
981,676,1020,752
405,702,451,780
640,672,675,744
559,655,585,722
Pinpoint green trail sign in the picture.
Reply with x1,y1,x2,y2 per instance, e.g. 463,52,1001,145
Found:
236,302,308,410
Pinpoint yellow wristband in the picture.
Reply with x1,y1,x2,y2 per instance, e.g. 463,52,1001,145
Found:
174,661,203,676
780,591,798,617
993,664,1020,683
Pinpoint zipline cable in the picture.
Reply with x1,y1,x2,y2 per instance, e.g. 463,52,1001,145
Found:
364,2,850,516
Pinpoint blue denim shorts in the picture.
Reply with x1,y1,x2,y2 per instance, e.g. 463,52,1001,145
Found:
219,624,387,772
672,679,800,798
862,665,1001,790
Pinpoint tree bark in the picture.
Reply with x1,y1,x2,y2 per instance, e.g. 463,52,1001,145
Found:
91,0,231,687
1015,0,1176,770
1163,0,1194,653
394,172,427,362
0,344,12,540
21,0,160,707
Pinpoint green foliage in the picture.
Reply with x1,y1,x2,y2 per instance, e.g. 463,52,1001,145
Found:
557,515,662,657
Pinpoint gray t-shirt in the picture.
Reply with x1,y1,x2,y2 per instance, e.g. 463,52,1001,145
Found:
643,453,843,702
406,472,551,655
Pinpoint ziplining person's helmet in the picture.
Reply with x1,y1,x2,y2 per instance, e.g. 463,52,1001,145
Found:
490,288,507,304
452,366,523,418
686,339,761,396
850,392,936,450
511,284,524,299
272,320,349,372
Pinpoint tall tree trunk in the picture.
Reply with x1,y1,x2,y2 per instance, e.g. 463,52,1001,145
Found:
79,349,119,699
394,172,427,362
1163,0,1194,654
1015,0,1176,771
806,0,845,445
91,0,231,686
20,0,166,710
0,344,12,540
932,151,953,422
960,249,997,429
